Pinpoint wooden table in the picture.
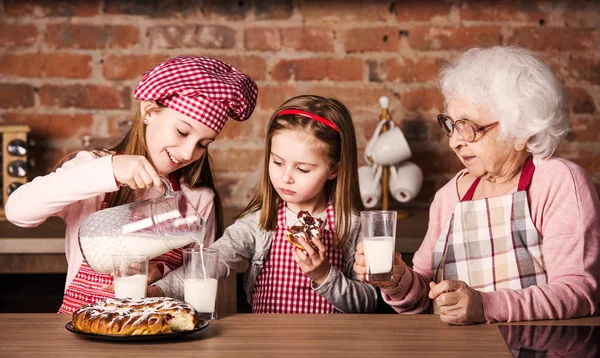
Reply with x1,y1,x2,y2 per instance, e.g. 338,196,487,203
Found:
1,314,598,357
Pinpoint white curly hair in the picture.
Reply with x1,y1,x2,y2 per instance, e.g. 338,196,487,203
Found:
439,46,569,159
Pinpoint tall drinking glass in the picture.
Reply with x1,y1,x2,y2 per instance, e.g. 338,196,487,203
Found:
360,210,397,282
183,247,219,320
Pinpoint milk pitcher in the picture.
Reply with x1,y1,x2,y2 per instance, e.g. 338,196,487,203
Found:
79,177,205,273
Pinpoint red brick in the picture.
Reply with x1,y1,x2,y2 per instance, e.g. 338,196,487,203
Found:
299,1,389,22
327,58,363,81
256,85,298,112
244,28,281,51
0,84,35,108
201,0,251,20
401,88,444,112
567,87,596,114
103,55,169,80
556,147,596,174
344,27,400,53
460,0,547,22
271,59,327,81
107,115,134,138
0,24,38,48
561,0,600,27
281,27,334,52
255,0,293,20
271,58,362,82
0,53,92,78
2,113,94,139
211,148,264,172
409,26,502,51
148,25,235,49
45,24,139,49
308,86,398,109
39,85,131,109
394,1,453,21
569,57,600,84
569,116,600,142
370,57,445,83
509,27,594,51
4,0,99,17
215,56,267,81
103,1,199,17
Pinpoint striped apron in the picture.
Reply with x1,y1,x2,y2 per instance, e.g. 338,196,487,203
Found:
58,174,187,314
252,202,343,314
432,157,546,312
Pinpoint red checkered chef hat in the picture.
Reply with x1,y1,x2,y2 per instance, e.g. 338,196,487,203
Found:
134,56,258,134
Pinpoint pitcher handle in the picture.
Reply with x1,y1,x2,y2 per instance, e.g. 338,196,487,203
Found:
159,175,175,195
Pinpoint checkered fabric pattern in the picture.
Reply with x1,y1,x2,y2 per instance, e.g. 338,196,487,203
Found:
252,201,343,314
134,56,258,134
431,162,547,303
59,251,184,314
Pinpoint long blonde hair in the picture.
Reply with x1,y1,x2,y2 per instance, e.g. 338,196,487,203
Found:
240,95,363,248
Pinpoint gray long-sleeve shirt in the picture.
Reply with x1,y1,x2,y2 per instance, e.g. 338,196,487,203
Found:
153,208,377,313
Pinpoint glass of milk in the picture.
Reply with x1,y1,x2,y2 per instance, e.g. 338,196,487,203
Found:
112,253,149,299
360,211,397,282
183,247,219,320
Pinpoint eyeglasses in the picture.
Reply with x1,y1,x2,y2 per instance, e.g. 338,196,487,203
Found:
437,114,499,142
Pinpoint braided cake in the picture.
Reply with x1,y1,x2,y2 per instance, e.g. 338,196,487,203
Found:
72,297,199,335
285,210,323,252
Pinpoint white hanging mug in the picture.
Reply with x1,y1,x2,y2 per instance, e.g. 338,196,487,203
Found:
364,119,390,166
370,125,412,166
358,164,383,208
389,162,423,203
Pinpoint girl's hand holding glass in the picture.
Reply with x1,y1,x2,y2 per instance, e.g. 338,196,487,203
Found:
292,236,331,286
354,241,406,290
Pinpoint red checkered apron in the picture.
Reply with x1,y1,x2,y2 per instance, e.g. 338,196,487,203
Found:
252,202,343,314
58,175,187,314
432,157,546,313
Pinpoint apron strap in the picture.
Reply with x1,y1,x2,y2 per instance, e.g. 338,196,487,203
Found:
461,177,481,202
516,156,535,192
460,155,535,202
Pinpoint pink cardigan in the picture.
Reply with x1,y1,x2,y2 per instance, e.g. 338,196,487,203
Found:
383,157,600,322
5,151,216,292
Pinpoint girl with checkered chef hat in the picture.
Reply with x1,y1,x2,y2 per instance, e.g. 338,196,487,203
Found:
5,56,258,314
150,95,378,314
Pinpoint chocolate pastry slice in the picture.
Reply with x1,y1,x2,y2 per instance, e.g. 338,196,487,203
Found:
285,210,323,252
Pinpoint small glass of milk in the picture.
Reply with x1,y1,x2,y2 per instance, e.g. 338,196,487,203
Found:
112,253,149,299
360,211,397,282
183,247,219,320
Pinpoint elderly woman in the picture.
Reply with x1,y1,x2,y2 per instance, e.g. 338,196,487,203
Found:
354,46,600,324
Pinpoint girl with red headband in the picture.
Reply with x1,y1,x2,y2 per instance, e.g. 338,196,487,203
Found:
151,95,377,313
5,56,258,313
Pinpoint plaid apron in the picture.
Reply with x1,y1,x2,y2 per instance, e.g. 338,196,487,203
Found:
432,157,546,313
252,201,343,313
59,175,186,314
58,251,185,314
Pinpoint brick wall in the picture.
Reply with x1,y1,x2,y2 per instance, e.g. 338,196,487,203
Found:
1,0,598,208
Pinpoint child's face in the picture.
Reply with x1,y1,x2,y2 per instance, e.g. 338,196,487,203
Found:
269,129,337,213
144,106,217,175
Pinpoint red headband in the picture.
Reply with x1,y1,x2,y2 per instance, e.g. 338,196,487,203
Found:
276,109,339,132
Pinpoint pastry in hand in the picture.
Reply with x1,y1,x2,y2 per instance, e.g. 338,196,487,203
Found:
285,210,323,252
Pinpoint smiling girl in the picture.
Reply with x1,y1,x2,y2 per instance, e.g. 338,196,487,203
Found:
5,57,258,313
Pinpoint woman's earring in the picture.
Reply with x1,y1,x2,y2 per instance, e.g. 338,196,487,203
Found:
143,117,150,125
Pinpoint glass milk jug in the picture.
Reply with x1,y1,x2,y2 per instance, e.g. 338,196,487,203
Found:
79,177,205,274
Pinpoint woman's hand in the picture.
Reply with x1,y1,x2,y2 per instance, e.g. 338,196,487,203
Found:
353,241,406,289
112,154,163,190
146,285,165,297
292,236,331,286
429,280,485,325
